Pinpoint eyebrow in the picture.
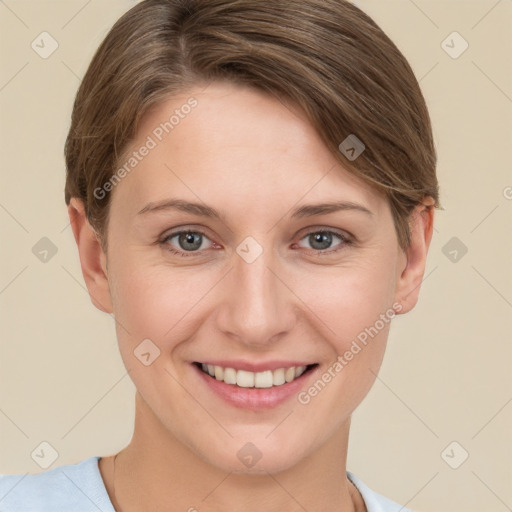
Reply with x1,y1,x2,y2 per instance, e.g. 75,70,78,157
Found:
137,198,373,220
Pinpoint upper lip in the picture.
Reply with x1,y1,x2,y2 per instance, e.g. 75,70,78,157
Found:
195,360,317,372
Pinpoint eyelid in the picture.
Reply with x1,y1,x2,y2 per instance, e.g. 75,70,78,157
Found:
295,225,354,241
158,224,216,244
160,224,354,242
159,225,355,257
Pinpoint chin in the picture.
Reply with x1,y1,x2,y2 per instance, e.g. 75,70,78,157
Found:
210,452,301,476
190,435,307,476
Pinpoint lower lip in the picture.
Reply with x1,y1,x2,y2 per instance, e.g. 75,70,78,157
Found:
192,363,318,410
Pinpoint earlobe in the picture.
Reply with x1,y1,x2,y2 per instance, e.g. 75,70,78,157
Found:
67,198,113,314
394,199,435,315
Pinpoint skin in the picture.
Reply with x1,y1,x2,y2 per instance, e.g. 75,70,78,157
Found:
68,81,434,512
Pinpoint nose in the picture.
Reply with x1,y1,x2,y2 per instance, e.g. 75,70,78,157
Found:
215,242,296,348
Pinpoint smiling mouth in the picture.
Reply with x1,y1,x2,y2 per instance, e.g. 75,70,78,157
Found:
193,362,318,388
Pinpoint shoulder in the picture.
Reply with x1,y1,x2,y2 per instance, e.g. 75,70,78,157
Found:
0,456,115,512
347,471,415,512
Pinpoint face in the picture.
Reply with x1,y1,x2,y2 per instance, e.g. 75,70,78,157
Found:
98,81,410,474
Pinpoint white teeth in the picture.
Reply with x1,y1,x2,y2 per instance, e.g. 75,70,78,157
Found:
199,363,311,388
254,370,273,388
214,365,224,380
285,367,295,382
223,367,237,385
272,368,285,386
295,365,307,378
237,370,255,388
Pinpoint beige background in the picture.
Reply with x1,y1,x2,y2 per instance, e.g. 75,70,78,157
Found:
0,1,511,511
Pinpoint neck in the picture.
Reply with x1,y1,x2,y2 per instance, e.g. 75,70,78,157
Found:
103,393,365,512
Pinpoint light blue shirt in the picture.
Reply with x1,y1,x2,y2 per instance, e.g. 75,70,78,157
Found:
0,456,414,511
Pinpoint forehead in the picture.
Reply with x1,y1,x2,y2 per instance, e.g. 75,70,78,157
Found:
110,81,387,219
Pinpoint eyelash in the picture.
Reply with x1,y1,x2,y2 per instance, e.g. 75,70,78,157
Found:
159,228,354,258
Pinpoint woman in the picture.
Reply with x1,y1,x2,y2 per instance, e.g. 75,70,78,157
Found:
0,0,439,510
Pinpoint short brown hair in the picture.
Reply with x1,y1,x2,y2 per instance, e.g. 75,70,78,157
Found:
64,0,440,253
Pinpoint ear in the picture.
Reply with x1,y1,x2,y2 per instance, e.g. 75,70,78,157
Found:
67,198,113,314
394,198,435,315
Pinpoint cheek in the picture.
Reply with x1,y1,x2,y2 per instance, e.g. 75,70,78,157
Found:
292,269,395,433
289,253,397,404
292,254,397,345
108,257,220,350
